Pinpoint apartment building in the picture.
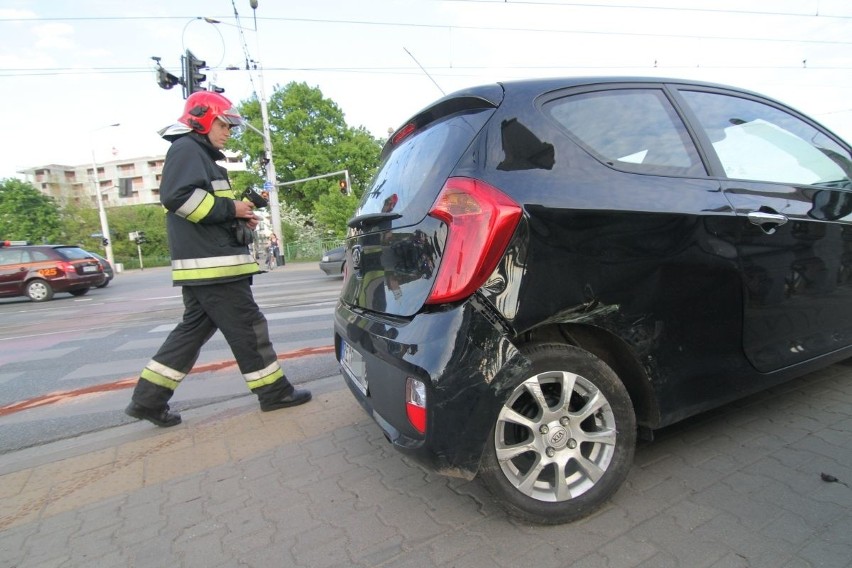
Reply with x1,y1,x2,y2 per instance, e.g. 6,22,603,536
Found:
18,151,247,209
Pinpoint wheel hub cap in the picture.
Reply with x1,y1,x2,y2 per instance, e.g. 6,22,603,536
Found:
546,424,570,449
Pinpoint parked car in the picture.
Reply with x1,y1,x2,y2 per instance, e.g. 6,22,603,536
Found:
320,245,345,276
84,251,114,287
334,77,852,524
0,242,105,302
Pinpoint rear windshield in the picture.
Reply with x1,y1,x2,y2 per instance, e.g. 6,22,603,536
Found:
55,247,94,260
354,109,494,226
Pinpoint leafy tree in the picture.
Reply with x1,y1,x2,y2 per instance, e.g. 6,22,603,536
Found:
59,202,169,264
314,188,359,238
232,82,382,217
0,178,64,243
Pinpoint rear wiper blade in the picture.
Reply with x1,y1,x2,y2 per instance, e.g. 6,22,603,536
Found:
348,212,402,229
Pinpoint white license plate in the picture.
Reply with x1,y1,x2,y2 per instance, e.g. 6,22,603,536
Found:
82,265,97,273
340,341,367,395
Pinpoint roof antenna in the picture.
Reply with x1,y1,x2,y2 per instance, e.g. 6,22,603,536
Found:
404,47,445,96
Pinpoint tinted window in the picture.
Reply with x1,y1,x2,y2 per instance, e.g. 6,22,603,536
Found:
356,109,493,222
55,247,92,260
546,89,705,176
680,90,852,187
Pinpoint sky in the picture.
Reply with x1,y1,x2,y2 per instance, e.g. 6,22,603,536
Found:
1,0,851,179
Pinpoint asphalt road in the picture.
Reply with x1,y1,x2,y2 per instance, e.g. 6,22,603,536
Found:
0,262,344,454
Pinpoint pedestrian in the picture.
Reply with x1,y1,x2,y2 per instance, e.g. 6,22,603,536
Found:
124,91,311,427
267,233,280,270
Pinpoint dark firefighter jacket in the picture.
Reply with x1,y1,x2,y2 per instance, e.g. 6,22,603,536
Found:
159,131,260,286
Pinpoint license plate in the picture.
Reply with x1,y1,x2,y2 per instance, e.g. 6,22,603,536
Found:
82,265,97,273
340,341,367,395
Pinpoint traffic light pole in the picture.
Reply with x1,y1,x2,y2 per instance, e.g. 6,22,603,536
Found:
277,169,350,194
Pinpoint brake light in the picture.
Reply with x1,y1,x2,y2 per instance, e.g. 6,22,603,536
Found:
392,122,417,145
58,261,76,275
426,177,522,304
405,377,427,434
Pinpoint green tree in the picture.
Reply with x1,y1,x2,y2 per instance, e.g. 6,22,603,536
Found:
233,82,382,218
314,188,359,238
59,202,169,264
0,178,64,243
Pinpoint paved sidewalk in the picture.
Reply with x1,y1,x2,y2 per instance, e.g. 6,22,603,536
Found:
1,363,851,568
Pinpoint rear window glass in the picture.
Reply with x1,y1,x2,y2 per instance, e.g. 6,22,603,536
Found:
545,89,705,176
55,247,92,260
355,109,493,224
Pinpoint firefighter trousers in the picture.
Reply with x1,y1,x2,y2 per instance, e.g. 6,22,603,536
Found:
130,278,293,410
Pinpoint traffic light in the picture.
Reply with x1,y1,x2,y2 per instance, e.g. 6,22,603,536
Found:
339,179,348,195
182,50,207,99
136,231,147,244
156,67,180,90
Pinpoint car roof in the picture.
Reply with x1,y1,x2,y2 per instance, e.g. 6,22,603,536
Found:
436,76,770,108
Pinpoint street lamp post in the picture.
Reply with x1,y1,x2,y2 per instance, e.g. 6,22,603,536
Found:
89,123,120,268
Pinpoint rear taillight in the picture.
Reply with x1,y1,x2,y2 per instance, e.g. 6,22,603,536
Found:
426,177,522,304
405,377,427,434
58,261,76,275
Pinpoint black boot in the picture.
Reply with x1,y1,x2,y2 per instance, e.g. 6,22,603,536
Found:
259,388,312,412
125,402,182,427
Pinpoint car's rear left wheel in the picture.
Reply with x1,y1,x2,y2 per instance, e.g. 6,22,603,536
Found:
26,279,54,302
479,343,636,524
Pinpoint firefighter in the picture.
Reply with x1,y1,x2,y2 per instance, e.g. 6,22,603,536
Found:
125,91,310,427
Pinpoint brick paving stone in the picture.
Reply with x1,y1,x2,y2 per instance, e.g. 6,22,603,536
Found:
290,523,350,568
628,513,725,567
172,527,229,568
262,501,322,536
597,534,659,568
0,524,35,568
635,552,680,568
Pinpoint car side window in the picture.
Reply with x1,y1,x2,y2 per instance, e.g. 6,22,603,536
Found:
31,251,50,261
0,249,23,265
680,90,852,188
545,89,706,176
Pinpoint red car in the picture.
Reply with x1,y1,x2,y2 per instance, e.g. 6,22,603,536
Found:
0,242,106,302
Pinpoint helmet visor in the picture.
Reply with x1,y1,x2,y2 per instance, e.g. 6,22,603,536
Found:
217,109,245,134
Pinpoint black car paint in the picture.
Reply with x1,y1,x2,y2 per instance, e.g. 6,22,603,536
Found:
334,77,852,479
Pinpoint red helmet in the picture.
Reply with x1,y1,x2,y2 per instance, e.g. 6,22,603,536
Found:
178,91,244,134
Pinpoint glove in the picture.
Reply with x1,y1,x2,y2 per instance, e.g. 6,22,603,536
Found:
233,219,254,245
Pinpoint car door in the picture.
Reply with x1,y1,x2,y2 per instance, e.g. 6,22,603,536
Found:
677,87,852,373
0,247,28,296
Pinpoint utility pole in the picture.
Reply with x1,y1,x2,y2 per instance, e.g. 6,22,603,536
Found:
256,62,283,242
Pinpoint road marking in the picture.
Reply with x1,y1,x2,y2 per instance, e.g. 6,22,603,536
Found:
0,345,335,417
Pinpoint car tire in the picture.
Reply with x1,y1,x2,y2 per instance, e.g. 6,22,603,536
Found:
68,288,90,297
97,279,110,288
479,342,636,525
25,279,54,302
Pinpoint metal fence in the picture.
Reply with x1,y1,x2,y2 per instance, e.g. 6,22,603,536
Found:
281,238,345,262
116,239,344,270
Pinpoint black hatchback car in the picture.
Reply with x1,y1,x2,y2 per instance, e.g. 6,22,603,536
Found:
334,77,852,524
